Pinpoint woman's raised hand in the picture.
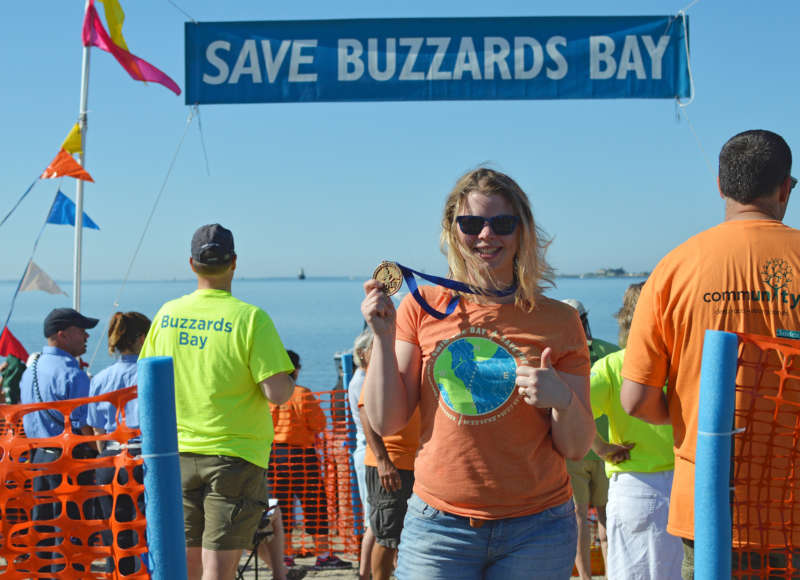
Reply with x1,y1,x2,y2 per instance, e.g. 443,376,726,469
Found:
361,279,397,337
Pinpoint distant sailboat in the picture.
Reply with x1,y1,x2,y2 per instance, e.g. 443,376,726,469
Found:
298,268,306,280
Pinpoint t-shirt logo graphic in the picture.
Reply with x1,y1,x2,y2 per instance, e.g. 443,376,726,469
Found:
433,337,517,416
761,258,793,294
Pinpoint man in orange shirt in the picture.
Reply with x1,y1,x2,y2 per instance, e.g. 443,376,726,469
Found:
269,350,350,570
621,130,800,579
359,391,420,580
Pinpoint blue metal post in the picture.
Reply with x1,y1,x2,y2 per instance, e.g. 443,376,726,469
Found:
695,330,738,580
138,356,187,580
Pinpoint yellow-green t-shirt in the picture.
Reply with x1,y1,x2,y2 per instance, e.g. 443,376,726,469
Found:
590,349,675,476
140,289,294,468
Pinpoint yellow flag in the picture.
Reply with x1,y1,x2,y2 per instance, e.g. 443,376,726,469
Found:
98,0,130,52
61,123,82,155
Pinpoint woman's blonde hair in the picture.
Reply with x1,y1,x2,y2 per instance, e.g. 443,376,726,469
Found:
440,167,553,310
615,282,645,348
352,327,374,369
108,311,151,355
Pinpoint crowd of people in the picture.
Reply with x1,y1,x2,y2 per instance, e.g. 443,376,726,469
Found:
5,128,800,579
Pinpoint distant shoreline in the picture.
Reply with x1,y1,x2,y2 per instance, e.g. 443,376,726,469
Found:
0,272,649,288
559,273,650,279
0,274,651,284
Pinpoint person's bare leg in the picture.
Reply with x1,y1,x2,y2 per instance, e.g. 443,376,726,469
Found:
573,502,592,580
359,527,376,580
313,533,330,558
257,509,289,580
187,546,203,580
201,548,242,580
596,505,609,574
371,543,397,580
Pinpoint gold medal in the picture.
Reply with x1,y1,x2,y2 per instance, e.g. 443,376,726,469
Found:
372,261,403,296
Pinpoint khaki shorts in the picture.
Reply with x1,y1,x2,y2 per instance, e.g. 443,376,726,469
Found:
180,452,268,551
566,456,608,507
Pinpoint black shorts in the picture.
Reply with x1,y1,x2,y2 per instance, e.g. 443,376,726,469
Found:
268,444,329,535
366,465,414,548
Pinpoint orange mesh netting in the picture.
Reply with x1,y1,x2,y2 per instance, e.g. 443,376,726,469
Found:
268,388,360,559
731,332,800,578
0,385,147,578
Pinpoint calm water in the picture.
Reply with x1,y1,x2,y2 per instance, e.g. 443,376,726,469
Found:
0,276,645,390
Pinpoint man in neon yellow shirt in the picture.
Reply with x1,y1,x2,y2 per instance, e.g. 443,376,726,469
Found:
140,224,295,580
562,298,618,580
590,282,682,579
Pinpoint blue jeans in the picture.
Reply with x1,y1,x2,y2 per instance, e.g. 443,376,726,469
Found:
397,494,577,580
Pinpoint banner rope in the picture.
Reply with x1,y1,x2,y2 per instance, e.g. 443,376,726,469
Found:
88,109,196,367
0,179,39,230
676,105,716,179
681,0,704,11
166,0,196,24
194,105,212,176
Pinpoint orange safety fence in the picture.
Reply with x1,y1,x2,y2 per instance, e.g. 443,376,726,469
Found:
268,388,361,559
0,385,147,578
0,383,366,575
571,507,605,577
731,332,800,578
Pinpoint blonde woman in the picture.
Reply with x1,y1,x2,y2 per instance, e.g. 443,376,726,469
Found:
347,327,375,580
361,168,594,579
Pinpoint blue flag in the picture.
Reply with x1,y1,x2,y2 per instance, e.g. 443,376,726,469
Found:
46,191,100,230
185,15,690,105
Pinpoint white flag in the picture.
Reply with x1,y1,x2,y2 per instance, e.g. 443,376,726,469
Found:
20,261,67,296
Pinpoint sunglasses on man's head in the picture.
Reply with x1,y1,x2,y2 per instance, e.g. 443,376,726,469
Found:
456,214,519,236
791,176,798,190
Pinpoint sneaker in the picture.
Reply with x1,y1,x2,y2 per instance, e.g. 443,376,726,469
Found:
284,555,296,568
314,554,352,569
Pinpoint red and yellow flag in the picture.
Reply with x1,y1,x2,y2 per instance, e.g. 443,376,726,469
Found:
82,0,180,95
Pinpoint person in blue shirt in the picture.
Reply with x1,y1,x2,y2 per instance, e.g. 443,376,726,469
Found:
19,307,99,577
87,311,151,576
21,307,98,438
88,311,150,442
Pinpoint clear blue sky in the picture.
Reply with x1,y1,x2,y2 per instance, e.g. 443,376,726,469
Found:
1,0,797,285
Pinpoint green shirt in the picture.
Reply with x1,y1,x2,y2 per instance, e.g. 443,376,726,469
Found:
140,289,294,468
590,349,675,476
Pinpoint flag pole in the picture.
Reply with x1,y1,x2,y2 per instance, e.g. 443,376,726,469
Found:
73,0,91,311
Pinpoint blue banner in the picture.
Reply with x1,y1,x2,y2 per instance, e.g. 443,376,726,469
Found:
185,16,690,105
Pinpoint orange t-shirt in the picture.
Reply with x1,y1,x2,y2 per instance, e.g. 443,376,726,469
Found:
270,385,326,448
358,388,420,471
395,286,590,520
623,219,800,543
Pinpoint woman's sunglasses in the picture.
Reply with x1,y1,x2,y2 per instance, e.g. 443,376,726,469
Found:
456,214,519,236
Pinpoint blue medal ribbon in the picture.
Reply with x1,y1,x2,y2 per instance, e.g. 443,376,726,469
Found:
395,263,517,320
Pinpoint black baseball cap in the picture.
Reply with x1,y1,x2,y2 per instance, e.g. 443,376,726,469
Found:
44,308,99,338
191,224,235,265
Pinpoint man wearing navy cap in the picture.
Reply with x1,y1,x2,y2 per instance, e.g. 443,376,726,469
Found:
20,307,99,438
140,223,295,580
20,307,99,575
